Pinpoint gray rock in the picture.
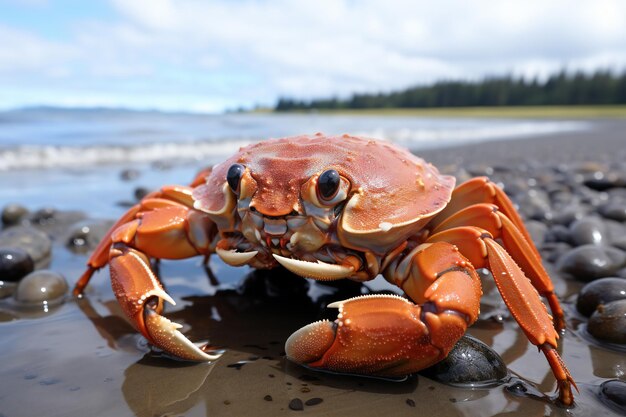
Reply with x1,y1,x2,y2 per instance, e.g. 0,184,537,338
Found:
420,335,508,385
557,244,626,281
13,270,68,306
0,248,34,282
0,226,52,267
1,204,29,226
598,380,626,415
576,277,626,317
568,217,607,246
588,300,626,344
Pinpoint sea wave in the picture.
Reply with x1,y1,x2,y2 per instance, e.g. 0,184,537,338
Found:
0,120,589,171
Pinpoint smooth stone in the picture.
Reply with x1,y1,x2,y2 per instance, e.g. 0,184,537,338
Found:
1,204,29,226
0,248,35,282
120,169,140,181
524,220,547,247
550,207,585,227
599,202,626,222
568,217,607,246
576,277,626,317
28,207,56,225
587,300,626,344
557,244,626,281
13,270,68,306
420,335,507,385
544,225,571,244
0,226,52,266
134,187,151,201
65,221,113,254
599,380,626,415
540,242,573,264
0,280,17,299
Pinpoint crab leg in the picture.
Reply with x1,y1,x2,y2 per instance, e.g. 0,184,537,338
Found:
74,185,220,361
428,176,540,259
425,226,576,405
286,242,482,377
429,203,566,331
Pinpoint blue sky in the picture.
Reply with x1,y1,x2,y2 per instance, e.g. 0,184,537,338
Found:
1,0,626,113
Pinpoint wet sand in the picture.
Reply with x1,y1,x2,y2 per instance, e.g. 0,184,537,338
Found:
1,120,625,417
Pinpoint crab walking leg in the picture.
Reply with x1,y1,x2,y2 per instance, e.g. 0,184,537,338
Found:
428,177,540,260
426,226,576,405
74,186,221,361
286,242,482,377
429,203,566,331
74,185,213,296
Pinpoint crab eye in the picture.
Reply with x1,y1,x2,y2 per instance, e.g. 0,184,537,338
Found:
227,164,245,193
317,169,340,201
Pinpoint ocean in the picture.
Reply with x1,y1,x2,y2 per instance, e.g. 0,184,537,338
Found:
0,107,589,216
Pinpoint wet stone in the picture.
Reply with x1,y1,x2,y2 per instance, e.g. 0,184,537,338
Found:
120,169,140,181
288,398,304,411
134,187,150,201
419,335,508,385
587,300,626,344
0,280,17,299
263,395,273,401
0,248,34,282
29,207,56,225
305,398,323,406
1,204,29,226
14,270,69,306
0,226,52,266
568,217,607,246
556,244,626,282
576,277,626,317
599,379,626,415
524,220,547,246
599,202,626,222
65,221,113,254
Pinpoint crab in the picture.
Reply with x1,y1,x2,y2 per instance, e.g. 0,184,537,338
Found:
74,134,576,405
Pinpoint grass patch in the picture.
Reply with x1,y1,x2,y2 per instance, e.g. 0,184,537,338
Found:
270,105,626,119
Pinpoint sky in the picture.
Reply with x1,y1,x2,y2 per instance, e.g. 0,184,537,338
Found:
1,0,626,113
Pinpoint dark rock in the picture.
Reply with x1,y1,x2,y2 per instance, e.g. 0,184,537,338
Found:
14,270,68,306
1,204,29,226
420,335,507,385
65,221,113,254
568,217,607,246
557,244,626,281
134,187,150,201
288,398,304,411
576,277,626,317
524,220,547,247
0,226,52,266
120,169,140,181
29,207,56,225
0,280,17,299
550,207,585,227
540,242,573,264
544,225,571,244
587,300,626,344
0,248,34,282
599,380,626,415
599,202,626,222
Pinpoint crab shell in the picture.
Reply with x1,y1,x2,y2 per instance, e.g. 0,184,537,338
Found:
192,134,455,260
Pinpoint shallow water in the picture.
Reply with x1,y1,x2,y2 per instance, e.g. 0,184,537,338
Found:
0,213,624,417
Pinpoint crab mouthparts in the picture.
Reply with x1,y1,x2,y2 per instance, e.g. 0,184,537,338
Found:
272,254,354,280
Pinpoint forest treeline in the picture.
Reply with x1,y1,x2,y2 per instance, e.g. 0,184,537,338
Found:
275,70,626,110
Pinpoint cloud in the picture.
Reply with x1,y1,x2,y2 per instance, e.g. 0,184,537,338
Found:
1,0,626,111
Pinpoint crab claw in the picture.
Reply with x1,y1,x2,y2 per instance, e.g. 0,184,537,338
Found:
286,294,458,377
110,246,221,362
272,254,354,280
216,247,258,266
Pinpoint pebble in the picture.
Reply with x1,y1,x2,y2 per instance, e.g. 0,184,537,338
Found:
134,187,150,201
587,300,626,344
305,398,323,406
1,204,29,226
599,201,626,222
598,379,626,415
557,244,626,282
65,221,112,254
568,217,607,246
13,270,69,306
120,169,140,181
576,278,626,317
419,335,508,385
288,398,304,411
29,207,56,225
0,248,35,282
0,226,52,266
523,220,547,246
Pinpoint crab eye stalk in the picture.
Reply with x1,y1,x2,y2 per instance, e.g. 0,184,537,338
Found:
227,164,245,193
318,169,340,201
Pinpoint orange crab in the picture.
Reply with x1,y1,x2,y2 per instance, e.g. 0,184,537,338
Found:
75,134,576,405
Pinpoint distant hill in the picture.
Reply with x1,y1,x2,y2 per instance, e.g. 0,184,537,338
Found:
275,70,626,111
